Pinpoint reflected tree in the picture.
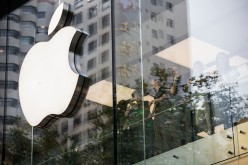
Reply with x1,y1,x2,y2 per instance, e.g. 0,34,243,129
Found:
8,126,32,164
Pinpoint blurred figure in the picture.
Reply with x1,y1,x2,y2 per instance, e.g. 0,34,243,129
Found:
123,90,143,164
190,61,213,137
149,77,173,154
168,66,191,146
122,90,154,163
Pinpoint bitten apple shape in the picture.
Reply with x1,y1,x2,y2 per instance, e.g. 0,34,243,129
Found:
19,3,90,128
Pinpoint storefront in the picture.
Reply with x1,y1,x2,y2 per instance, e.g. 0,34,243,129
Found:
0,0,248,164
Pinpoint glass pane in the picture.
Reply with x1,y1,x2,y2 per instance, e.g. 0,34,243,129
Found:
0,15,7,164
116,0,248,165
0,9,33,164
115,0,145,164
31,0,113,164
1,0,113,164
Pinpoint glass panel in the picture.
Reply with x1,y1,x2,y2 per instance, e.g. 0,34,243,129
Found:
1,0,113,164
116,0,248,165
0,15,7,164
187,1,248,164
0,11,32,164
115,0,145,164
30,0,114,164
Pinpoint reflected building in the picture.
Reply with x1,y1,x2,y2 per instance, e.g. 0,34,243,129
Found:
0,0,54,132
56,0,112,148
0,0,112,159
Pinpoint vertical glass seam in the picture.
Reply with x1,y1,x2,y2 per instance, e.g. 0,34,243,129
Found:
138,0,146,163
110,0,117,164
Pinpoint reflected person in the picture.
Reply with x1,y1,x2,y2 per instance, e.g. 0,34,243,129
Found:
190,61,212,136
149,77,172,155
168,66,190,146
123,91,145,163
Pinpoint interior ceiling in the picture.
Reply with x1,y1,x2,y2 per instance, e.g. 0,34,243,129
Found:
0,0,31,19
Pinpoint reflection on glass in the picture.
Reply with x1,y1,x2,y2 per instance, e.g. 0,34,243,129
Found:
1,0,248,164
116,0,248,165
0,0,114,164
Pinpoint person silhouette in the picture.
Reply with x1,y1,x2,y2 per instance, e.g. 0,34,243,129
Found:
190,61,212,137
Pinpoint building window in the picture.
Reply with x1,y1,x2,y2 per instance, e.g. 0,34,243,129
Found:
102,14,110,29
102,0,110,10
152,46,158,54
0,98,18,108
74,12,83,25
21,6,37,14
61,121,68,134
20,36,34,45
101,32,109,45
0,30,20,39
37,12,45,19
87,58,96,70
74,0,84,9
88,40,97,53
151,0,157,6
73,115,82,128
167,35,175,44
101,67,109,79
88,6,97,19
0,29,7,37
5,116,17,125
0,63,19,72
37,27,48,34
166,2,173,11
7,14,20,23
9,46,19,55
151,12,157,22
71,133,82,145
89,74,96,83
166,19,174,28
101,50,109,63
88,22,97,36
152,29,158,39
0,81,18,90
21,21,35,28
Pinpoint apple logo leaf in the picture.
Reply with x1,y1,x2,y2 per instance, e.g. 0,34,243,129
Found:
19,2,91,129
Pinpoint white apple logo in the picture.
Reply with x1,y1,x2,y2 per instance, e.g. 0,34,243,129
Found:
19,2,90,129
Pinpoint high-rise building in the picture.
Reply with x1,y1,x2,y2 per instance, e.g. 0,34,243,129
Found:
0,0,54,127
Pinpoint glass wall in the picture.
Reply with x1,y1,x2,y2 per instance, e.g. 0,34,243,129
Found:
115,0,248,165
0,0,113,164
0,0,248,164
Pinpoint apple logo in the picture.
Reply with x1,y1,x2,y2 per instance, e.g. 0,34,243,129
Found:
19,2,90,129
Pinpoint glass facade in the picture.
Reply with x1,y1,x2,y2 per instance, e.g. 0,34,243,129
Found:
0,0,248,164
